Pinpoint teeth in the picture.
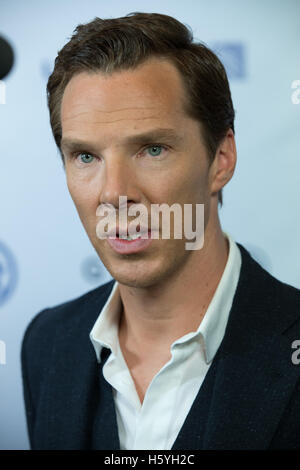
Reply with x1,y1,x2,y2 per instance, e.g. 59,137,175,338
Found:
119,233,142,240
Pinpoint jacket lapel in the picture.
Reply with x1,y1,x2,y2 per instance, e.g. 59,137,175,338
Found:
91,347,121,450
41,281,119,450
171,347,220,449
173,244,300,450
202,244,300,449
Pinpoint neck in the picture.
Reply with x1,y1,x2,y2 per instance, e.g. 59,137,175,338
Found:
118,210,229,354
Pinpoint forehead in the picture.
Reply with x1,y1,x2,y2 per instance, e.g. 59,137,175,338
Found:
60,58,191,141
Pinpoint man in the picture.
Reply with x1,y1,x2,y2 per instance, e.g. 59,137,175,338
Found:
21,12,300,450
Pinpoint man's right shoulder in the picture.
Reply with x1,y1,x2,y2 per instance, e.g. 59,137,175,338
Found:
22,279,115,352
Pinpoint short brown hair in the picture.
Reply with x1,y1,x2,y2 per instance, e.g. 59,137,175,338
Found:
47,12,235,205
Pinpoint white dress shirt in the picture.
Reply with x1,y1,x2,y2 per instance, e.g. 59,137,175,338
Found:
89,232,241,450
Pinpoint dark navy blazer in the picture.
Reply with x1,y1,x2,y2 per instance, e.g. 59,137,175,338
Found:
21,244,300,449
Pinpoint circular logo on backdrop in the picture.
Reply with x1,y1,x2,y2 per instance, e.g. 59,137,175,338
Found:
0,241,18,307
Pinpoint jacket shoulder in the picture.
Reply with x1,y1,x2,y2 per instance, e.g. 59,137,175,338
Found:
21,279,115,354
238,242,300,294
237,243,300,331
21,279,115,449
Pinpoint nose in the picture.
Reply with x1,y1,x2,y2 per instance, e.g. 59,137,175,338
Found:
99,155,135,209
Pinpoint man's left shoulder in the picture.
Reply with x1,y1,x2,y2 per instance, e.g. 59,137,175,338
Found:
22,279,115,363
237,243,300,328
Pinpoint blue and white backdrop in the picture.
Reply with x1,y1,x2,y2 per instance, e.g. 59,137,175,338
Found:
0,0,299,449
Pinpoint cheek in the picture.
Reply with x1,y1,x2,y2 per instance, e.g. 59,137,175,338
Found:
180,158,210,202
66,174,99,222
154,165,209,205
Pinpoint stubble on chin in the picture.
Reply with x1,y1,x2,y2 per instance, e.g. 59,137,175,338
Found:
94,239,191,289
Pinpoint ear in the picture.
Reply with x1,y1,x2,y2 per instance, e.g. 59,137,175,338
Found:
209,129,237,195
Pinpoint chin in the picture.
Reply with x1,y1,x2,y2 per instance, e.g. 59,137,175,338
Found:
107,260,166,289
96,252,170,289
114,275,157,289
94,239,189,289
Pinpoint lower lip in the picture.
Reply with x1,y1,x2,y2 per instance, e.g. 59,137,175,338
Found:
106,232,153,255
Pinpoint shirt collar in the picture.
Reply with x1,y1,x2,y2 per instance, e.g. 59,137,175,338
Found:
89,232,241,365
89,280,121,363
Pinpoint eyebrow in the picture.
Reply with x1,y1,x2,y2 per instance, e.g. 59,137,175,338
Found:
60,128,184,153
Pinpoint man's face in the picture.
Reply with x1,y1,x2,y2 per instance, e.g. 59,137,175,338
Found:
60,58,215,288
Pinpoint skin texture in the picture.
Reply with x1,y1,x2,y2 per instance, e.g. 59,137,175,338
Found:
61,57,237,402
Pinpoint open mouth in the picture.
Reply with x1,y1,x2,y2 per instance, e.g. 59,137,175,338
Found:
117,233,143,240
106,229,153,254
112,226,150,241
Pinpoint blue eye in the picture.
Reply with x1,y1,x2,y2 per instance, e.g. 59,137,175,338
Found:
147,145,163,157
79,153,94,164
